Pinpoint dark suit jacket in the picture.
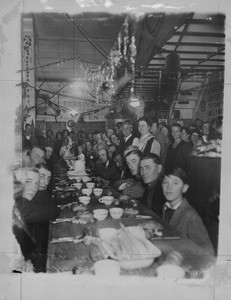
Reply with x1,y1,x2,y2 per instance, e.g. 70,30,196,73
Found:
16,191,59,225
120,134,136,152
22,134,38,149
95,160,121,185
162,198,214,255
153,129,168,164
142,177,165,217
16,191,60,272
165,140,192,173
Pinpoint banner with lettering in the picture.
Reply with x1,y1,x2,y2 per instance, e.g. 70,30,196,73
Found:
36,81,108,122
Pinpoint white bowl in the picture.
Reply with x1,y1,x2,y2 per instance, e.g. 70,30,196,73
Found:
93,209,108,221
81,188,92,196
93,188,103,197
93,259,121,276
86,182,95,189
109,207,124,219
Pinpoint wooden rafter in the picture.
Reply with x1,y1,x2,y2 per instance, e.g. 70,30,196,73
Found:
174,13,194,52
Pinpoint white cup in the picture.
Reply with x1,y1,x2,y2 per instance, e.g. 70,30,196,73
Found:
93,209,108,221
99,196,114,206
86,182,95,189
81,188,92,196
79,196,91,205
82,177,91,183
109,207,124,219
93,188,103,197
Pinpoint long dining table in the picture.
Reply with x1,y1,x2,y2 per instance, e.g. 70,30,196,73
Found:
46,167,215,277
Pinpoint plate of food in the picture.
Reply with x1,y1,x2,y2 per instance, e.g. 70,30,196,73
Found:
72,211,94,224
124,207,139,216
140,221,163,238
72,203,87,213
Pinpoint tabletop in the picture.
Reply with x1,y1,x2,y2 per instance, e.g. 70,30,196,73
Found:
47,183,215,277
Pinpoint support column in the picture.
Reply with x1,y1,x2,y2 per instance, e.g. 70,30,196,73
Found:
22,17,36,126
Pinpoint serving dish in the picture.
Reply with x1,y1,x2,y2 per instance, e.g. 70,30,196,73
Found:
98,225,161,270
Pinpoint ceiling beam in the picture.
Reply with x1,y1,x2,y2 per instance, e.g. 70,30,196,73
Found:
37,36,114,43
150,57,225,62
189,17,225,26
174,13,194,51
161,49,225,55
147,62,224,67
190,46,225,70
167,41,225,48
174,31,225,38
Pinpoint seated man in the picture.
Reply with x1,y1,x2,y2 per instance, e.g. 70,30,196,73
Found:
139,153,165,217
13,168,40,265
120,120,136,152
32,164,59,272
22,145,46,167
150,117,168,164
161,167,214,255
84,141,97,171
112,151,131,180
115,149,145,199
36,164,52,191
165,123,192,173
14,167,60,272
23,123,38,149
95,148,121,185
108,144,119,160
45,145,58,171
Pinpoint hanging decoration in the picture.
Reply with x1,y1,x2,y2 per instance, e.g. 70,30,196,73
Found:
75,14,138,108
129,28,138,108
21,81,96,103
20,14,139,117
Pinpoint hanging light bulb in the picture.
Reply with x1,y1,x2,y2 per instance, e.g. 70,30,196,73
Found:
129,95,140,108
129,84,140,108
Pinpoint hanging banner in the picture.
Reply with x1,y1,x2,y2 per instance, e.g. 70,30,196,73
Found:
36,81,108,122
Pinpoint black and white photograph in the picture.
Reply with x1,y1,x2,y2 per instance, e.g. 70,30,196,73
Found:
0,0,231,299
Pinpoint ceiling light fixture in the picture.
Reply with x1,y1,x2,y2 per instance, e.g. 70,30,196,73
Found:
129,95,140,108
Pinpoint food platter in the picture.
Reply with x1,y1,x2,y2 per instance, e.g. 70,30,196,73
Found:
98,225,162,270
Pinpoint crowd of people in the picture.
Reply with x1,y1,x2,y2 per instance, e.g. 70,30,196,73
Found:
13,115,222,272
